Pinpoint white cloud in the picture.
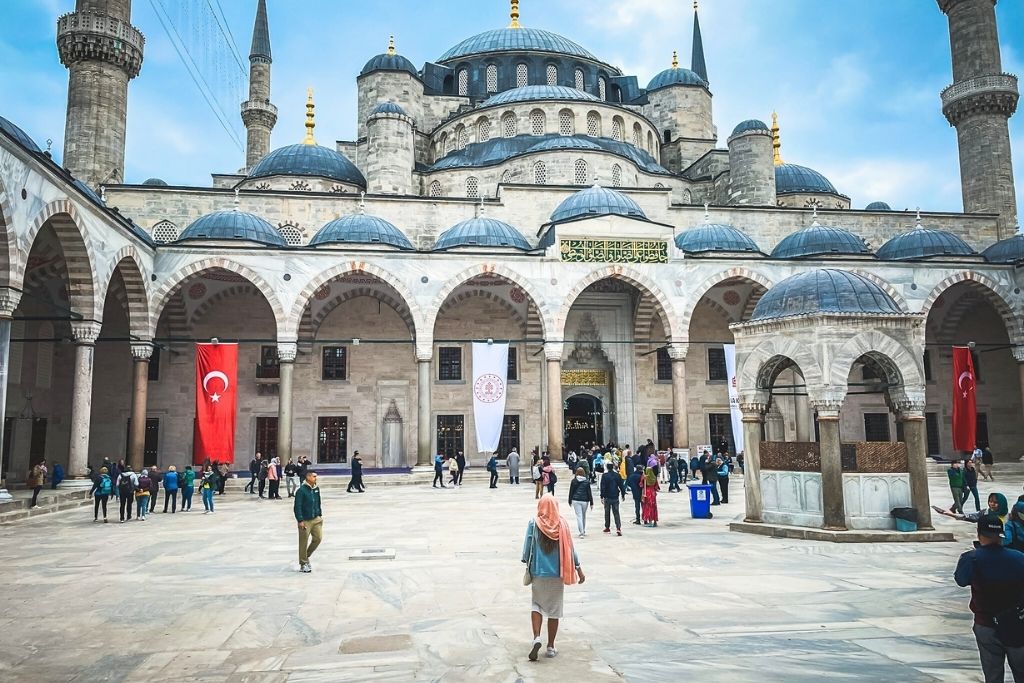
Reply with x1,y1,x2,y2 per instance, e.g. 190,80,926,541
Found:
823,158,961,211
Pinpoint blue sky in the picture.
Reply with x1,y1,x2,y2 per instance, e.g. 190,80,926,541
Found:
2,0,1022,217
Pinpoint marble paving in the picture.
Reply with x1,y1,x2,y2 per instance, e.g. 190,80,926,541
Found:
1,469,1021,682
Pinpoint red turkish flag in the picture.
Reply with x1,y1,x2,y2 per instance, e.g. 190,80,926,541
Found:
194,343,238,465
951,346,977,453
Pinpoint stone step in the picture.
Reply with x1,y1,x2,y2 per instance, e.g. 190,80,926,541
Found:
0,490,92,524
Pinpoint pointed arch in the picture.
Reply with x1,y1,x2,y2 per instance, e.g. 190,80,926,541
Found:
921,271,1021,344
429,264,552,340
0,174,15,289
679,267,775,337
829,330,925,390
98,246,152,341
737,336,824,395
555,265,681,341
20,199,99,321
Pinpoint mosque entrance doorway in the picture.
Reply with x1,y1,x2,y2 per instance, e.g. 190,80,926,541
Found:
564,394,603,454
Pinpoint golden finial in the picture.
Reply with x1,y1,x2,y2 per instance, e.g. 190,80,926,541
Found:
303,88,317,145
771,111,783,166
672,50,679,69
509,0,521,28
387,35,396,56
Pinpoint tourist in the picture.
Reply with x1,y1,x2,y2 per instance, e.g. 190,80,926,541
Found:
296,456,309,482
257,456,269,498
567,467,593,538
487,454,499,489
704,453,721,505
181,466,195,511
737,451,745,475
716,457,731,504
599,461,626,536
1004,501,1024,551
246,453,261,494
948,460,966,515
456,451,467,486
27,459,46,508
593,451,604,478
934,493,1008,524
285,458,300,496
117,466,137,522
200,464,218,513
432,453,446,488
980,446,995,482
626,465,643,525
641,467,660,527
542,457,557,495
148,466,160,513
532,456,543,499
508,447,521,485
521,496,585,661
135,469,152,521
162,465,179,513
961,459,981,513
449,453,460,487
668,453,681,492
690,454,702,484
267,456,281,499
51,461,64,490
566,450,578,472
954,511,1024,681
217,461,229,495
92,466,112,522
347,451,365,493
579,455,591,482
294,470,323,573
658,451,668,484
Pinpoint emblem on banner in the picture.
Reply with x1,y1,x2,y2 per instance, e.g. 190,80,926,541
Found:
473,374,505,403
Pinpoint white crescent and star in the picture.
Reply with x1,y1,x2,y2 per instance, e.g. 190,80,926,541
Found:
203,370,230,403
957,370,974,398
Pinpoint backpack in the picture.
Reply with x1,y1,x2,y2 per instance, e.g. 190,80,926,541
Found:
97,475,112,496
137,475,151,492
548,469,557,486
118,475,135,495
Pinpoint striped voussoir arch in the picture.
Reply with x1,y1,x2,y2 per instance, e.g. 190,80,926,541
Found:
922,270,1022,344
101,248,152,340
525,300,544,349
435,288,527,337
21,200,98,320
0,177,14,288
189,284,277,328
632,292,669,350
297,287,416,355
680,267,775,335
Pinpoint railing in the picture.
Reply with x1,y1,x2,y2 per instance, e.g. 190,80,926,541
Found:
241,100,279,116
255,364,280,380
57,11,145,50
760,441,908,473
941,73,1018,105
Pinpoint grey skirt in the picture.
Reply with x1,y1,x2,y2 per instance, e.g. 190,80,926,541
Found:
530,577,565,618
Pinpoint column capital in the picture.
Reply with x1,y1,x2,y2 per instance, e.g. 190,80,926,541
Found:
130,343,154,360
808,387,846,418
667,342,689,361
738,389,769,418
0,288,22,318
277,342,298,363
543,342,564,361
891,385,927,419
70,320,102,345
1013,345,1024,364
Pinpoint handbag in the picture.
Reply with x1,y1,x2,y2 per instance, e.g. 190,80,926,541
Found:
523,528,536,586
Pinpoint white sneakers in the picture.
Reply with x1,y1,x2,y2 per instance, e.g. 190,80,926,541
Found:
545,647,558,658
299,562,311,573
528,638,542,661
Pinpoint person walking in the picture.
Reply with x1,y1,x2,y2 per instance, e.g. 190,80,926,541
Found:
284,458,300,497
135,469,152,521
347,451,365,493
532,456,543,499
200,465,218,513
626,466,643,525
433,454,447,488
449,453,460,487
487,454,499,489
954,512,1024,682
456,451,467,486
980,446,995,482
294,470,323,573
641,467,660,527
521,496,585,661
508,448,521,485
961,459,981,513
27,459,46,508
600,462,626,536
948,460,966,515
162,465,179,513
667,454,681,492
148,466,161,513
92,466,112,522
567,468,593,538
117,466,137,522
267,457,281,500
716,457,731,504
181,466,195,511
542,457,557,496
246,453,261,494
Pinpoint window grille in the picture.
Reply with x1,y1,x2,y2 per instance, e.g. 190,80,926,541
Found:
534,161,547,185
500,169,513,184
546,64,557,86
573,159,588,185
455,126,468,150
611,164,622,187
477,118,491,142
429,181,442,197
632,124,642,147
278,224,303,246
436,415,464,458
438,347,462,381
598,77,606,100
530,110,545,135
574,68,585,91
466,176,479,198
151,221,179,243
317,416,348,463
322,346,348,380
707,348,727,381
457,69,468,96
502,113,517,138
586,112,600,137
486,64,498,92
611,120,622,141
864,413,891,442
559,110,574,136
656,347,672,381
516,63,528,87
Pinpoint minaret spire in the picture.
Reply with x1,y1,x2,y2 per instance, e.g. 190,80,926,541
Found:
250,0,271,62
771,111,783,166
241,0,278,170
509,0,521,28
304,88,316,145
691,0,708,83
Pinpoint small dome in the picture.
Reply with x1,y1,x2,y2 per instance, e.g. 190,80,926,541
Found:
771,224,872,259
248,144,366,188
482,85,600,107
0,115,41,153
676,223,761,254
434,217,530,251
731,119,770,137
865,201,892,211
178,210,286,247
142,178,169,186
876,226,976,261
438,27,598,62
647,67,706,93
528,136,603,153
311,214,414,250
360,52,418,77
751,269,902,321
983,234,1024,264
775,163,838,194
368,102,408,117
550,185,647,223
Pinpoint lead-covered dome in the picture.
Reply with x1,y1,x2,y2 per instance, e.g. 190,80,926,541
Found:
550,185,647,223
438,27,598,62
865,201,892,211
434,217,531,251
775,163,838,194
311,214,414,250
368,102,408,117
361,52,418,77
178,210,286,247
731,119,770,137
751,269,902,321
647,67,706,92
482,85,600,107
143,178,168,186
248,144,366,188
983,234,1024,264
528,136,603,153
771,224,871,259
876,226,976,261
676,223,761,255
0,115,42,153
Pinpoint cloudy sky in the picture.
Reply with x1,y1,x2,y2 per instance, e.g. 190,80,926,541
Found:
2,0,1022,216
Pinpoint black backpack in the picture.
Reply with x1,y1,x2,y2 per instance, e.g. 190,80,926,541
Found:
548,469,557,486
118,475,135,495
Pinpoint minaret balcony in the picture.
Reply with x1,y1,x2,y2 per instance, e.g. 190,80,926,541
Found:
941,73,1019,124
57,11,145,76
241,99,279,128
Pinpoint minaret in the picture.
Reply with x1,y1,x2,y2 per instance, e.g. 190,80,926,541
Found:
57,0,145,187
241,0,278,171
938,0,1018,234
691,0,708,83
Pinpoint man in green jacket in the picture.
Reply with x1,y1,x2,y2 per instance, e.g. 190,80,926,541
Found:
293,471,323,573
947,460,965,515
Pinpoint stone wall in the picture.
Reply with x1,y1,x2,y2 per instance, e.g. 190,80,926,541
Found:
356,71,425,142
365,114,414,195
643,85,714,145
727,131,775,206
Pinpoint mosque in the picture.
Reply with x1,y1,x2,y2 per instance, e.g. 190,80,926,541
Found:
0,0,1020,531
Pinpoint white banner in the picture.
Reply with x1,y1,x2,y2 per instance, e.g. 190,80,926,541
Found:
723,344,744,454
472,342,509,453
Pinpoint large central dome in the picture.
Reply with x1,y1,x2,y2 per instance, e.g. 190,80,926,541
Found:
438,27,598,62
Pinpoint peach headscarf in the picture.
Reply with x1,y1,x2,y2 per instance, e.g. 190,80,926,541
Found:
535,495,577,586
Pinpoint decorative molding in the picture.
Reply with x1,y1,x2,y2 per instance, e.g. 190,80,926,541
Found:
561,369,608,386
130,343,154,361
0,288,22,318
560,238,667,264
667,342,689,361
277,342,298,363
543,342,564,361
70,321,102,344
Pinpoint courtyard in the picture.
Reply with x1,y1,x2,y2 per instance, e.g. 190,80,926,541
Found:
0,468,1020,682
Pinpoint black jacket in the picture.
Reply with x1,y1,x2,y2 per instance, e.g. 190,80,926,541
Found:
625,472,642,499
568,477,594,504
351,456,363,476
601,471,627,500
249,458,260,475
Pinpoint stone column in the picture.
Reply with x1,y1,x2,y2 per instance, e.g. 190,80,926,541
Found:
127,343,153,472
739,394,768,523
416,349,432,465
896,398,934,531
65,321,102,483
813,401,847,531
0,289,21,500
545,343,564,458
668,343,689,450
1014,346,1024,422
794,391,811,442
276,342,297,462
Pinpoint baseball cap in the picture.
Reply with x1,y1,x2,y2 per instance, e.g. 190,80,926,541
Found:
977,512,1005,539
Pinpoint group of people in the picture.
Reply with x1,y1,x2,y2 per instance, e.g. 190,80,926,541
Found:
432,450,467,488
85,459,223,521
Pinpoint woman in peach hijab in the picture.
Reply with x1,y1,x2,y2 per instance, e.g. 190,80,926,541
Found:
521,495,586,661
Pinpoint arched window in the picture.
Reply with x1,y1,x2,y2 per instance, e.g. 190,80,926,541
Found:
559,109,574,136
458,68,469,96
598,77,607,100
530,109,546,136
486,64,498,93
466,176,479,198
647,131,654,153
574,68,585,91
632,123,642,147
516,63,528,88
682,189,692,204
654,182,666,189
574,159,588,185
611,119,623,142
477,118,491,142
534,161,547,185
445,134,455,155
664,129,672,143
586,111,600,137
437,132,448,158
611,164,622,187
429,180,442,197
500,169,513,184
455,125,468,150
546,64,557,86
151,220,179,243
611,85,622,103
278,223,303,246
502,112,517,137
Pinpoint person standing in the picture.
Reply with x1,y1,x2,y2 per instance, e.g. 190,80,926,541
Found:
948,460,966,515
200,464,218,513
449,453,460,487
703,453,721,505
267,457,281,500
521,496,585,661
641,467,660,527
667,454,680,492
294,470,323,573
135,469,152,521
245,453,260,494
27,459,46,509
162,465,179,513
954,512,1024,681
487,454,499,489
257,457,269,498
92,466,112,522
599,462,626,536
117,466,137,522
217,461,229,495
542,457,557,496
433,454,447,488
285,458,300,497
567,467,593,538
626,466,643,525
347,451,365,493
181,466,195,511
296,456,309,483
51,462,64,490
148,466,161,513
456,451,467,486
716,457,731,505
507,448,521,485
532,456,543,499
961,459,981,513
980,446,995,482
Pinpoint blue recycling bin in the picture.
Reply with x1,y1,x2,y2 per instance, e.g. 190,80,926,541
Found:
687,484,713,519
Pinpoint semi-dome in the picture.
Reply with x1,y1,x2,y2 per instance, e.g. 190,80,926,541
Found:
676,223,761,254
360,52,418,77
0,115,42,153
771,224,872,259
983,234,1024,264
142,178,169,186
751,269,902,321
311,213,414,250
865,201,892,211
368,102,408,117
528,136,603,153
731,119,770,137
434,217,531,251
178,210,286,247
876,226,976,261
550,185,647,223
248,143,366,188
438,27,598,63
647,67,706,92
482,85,600,107
775,163,838,194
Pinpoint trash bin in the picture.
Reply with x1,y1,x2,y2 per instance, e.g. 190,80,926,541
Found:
891,507,918,532
687,484,713,519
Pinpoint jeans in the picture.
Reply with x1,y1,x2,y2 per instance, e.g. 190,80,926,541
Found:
347,475,364,493
603,498,622,530
980,463,994,481
298,516,323,565
93,494,108,520
433,471,445,487
30,486,42,507
632,495,641,522
950,485,964,514
149,487,158,512
245,474,257,493
974,623,1024,682
719,476,730,504
961,485,981,512
136,496,149,519
269,479,280,498
669,472,680,491
258,479,267,496
709,481,721,505
572,500,588,534
202,487,215,511
119,494,133,521
286,475,300,496
163,489,178,513
489,471,498,488
181,486,193,510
